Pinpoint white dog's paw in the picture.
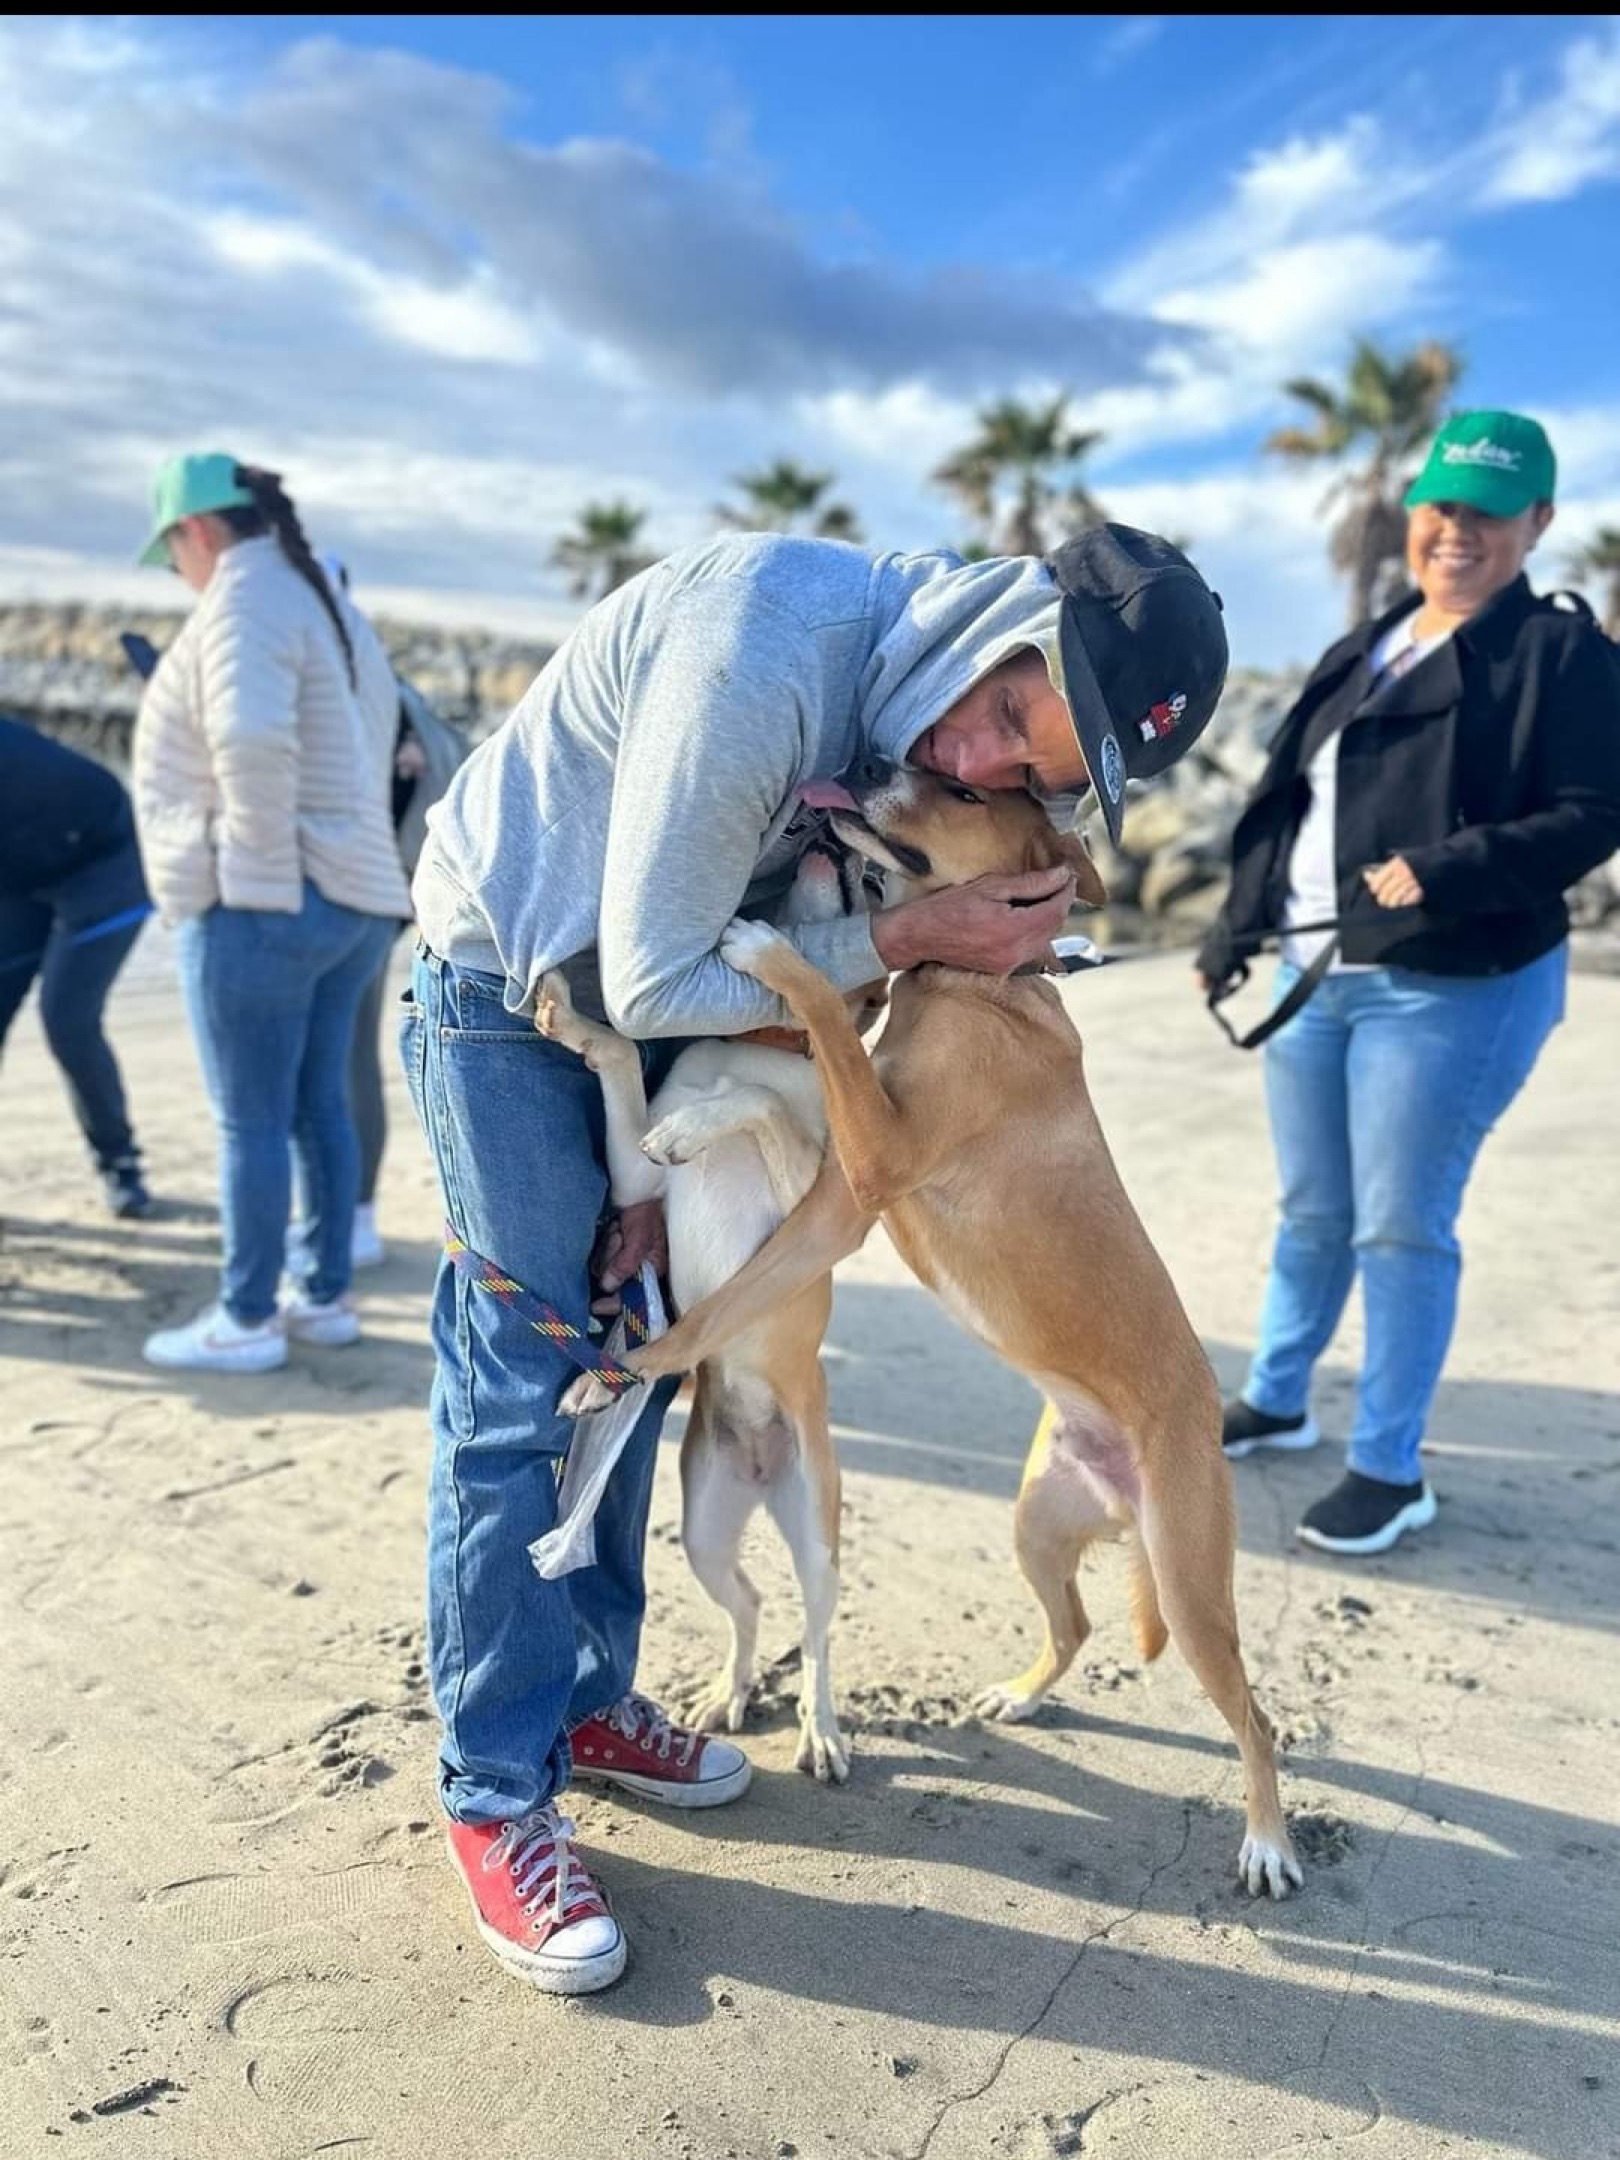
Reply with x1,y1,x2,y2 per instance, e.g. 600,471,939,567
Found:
720,916,793,980
642,1107,707,1167
1238,1830,1304,1900
536,971,587,1052
559,1371,617,1418
687,1678,752,1735
972,1679,1044,1724
796,1710,851,1784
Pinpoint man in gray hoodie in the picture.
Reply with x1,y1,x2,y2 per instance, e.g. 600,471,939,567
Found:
404,524,1227,1993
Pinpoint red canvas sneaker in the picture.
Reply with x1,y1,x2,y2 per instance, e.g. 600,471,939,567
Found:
569,1691,752,1808
445,1805,625,1993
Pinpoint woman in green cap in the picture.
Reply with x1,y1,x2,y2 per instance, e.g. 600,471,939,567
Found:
131,453,410,1372
1199,409,1620,1556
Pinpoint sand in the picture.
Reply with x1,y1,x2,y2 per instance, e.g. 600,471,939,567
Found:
1,932,1617,2160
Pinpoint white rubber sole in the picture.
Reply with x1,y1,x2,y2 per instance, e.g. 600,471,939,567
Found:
283,1309,362,1348
474,1913,627,1994
1296,1484,1438,1555
141,1333,287,1373
571,1752,754,1809
1224,1415,1320,1460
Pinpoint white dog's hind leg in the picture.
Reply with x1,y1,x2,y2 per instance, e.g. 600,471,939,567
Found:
644,1078,824,1212
762,1371,848,1783
681,1409,766,1736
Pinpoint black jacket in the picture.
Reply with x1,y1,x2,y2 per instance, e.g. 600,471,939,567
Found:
0,712,139,900
1198,576,1620,984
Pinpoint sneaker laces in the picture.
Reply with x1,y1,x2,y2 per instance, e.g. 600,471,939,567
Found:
486,1806,594,1930
605,1691,699,1768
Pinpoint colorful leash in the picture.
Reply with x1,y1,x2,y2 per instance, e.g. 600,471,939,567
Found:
442,1223,650,1393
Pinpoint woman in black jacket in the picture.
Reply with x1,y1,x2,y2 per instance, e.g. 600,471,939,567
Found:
1198,410,1620,1556
0,714,156,1216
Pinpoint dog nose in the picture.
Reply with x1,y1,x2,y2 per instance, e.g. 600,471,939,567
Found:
845,753,893,791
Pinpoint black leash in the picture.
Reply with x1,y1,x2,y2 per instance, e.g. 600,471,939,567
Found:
1045,918,1344,1052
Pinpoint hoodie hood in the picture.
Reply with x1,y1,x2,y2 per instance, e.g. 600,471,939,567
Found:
855,547,1086,821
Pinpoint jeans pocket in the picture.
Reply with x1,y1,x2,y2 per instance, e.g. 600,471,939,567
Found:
399,1004,427,1127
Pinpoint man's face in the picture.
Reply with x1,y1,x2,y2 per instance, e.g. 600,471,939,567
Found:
909,649,1088,799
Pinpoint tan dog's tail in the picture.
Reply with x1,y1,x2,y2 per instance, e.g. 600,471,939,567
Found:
1127,1534,1169,1664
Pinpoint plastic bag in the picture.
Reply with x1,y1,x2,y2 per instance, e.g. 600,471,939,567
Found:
528,1264,668,1579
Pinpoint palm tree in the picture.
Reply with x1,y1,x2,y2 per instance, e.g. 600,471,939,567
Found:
1266,336,1464,625
717,459,863,541
1564,526,1620,638
550,501,655,602
932,395,1106,558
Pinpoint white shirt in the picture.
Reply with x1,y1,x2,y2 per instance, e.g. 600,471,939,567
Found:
1281,614,1453,971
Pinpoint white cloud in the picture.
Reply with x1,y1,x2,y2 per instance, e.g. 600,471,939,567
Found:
1483,23,1620,204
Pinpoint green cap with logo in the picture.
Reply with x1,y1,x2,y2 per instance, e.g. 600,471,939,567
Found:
137,451,255,567
1404,410,1557,520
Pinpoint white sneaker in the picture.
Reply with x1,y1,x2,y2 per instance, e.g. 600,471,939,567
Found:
143,1303,287,1374
282,1290,362,1348
350,1206,386,1271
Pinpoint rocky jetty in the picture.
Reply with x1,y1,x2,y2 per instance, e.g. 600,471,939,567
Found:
3,602,1616,966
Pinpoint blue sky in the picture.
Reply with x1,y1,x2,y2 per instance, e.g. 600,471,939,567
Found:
5,13,1620,665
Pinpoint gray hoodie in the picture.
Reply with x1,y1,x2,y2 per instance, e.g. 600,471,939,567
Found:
412,531,1064,1037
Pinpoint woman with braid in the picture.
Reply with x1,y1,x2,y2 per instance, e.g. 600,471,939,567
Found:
131,453,409,1372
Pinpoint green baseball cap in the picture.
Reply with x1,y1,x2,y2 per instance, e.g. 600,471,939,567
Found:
137,451,255,566
1404,410,1556,519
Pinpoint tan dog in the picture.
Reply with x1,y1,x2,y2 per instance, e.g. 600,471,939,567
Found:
539,838,886,1782
566,759,1303,1898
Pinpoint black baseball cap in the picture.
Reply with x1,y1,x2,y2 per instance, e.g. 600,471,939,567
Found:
1044,523,1229,845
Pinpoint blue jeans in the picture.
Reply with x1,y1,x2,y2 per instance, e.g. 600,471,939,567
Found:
1244,946,1566,1485
400,945,683,1826
179,886,395,1324
0,833,152,1171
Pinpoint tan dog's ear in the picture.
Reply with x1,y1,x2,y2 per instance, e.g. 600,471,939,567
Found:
1025,825,1108,908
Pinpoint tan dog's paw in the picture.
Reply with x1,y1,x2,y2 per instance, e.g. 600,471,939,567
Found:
972,1677,1045,1723
642,1108,705,1167
720,916,798,989
796,1708,851,1784
559,1370,618,1418
1238,1829,1304,1899
687,1677,751,1735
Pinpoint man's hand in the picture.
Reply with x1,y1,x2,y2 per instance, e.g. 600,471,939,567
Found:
1363,855,1425,910
873,868,1077,976
589,1197,667,1315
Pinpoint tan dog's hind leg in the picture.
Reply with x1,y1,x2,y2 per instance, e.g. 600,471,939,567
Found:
1134,1457,1302,1899
976,1402,1112,1721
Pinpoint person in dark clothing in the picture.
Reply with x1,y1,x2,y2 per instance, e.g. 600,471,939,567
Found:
0,714,155,1216
1199,410,1620,1557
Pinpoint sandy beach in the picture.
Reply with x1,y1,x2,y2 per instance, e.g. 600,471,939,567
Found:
2,931,1617,2160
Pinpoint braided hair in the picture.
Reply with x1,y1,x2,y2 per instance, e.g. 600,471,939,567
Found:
219,465,356,688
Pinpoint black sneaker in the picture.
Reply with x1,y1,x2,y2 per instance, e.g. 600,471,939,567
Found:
1222,1399,1319,1459
1297,1471,1437,1556
100,1160,153,1220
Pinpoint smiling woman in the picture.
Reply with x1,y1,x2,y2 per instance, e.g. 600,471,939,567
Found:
1199,408,1620,1559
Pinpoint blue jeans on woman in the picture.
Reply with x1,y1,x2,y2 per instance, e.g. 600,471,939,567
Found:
400,944,683,1827
1243,945,1567,1486
179,884,395,1325
0,833,152,1172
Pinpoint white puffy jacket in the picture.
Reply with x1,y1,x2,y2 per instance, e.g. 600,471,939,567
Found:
132,536,412,925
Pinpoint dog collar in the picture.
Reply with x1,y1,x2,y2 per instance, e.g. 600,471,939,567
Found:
735,1025,814,1057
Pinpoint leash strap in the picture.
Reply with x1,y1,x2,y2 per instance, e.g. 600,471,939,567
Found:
443,1223,649,1393
1205,925,1340,1051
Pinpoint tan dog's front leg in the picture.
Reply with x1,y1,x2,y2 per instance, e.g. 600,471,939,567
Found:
719,919,934,1214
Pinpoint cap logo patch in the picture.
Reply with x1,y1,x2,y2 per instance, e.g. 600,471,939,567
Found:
1138,691,1187,744
1441,440,1521,471
1099,733,1125,803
